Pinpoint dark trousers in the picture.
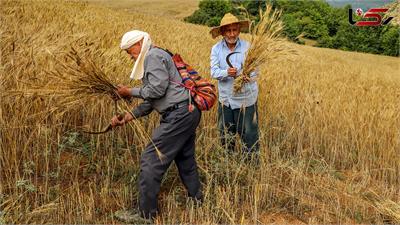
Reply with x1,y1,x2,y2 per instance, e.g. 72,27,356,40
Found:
218,102,260,153
138,106,202,219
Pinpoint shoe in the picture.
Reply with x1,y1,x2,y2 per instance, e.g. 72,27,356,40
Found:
114,209,153,224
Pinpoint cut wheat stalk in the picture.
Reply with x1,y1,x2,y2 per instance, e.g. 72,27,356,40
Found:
362,191,400,223
46,47,119,101
234,5,296,93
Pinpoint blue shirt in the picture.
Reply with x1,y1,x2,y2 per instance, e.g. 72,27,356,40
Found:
210,38,258,109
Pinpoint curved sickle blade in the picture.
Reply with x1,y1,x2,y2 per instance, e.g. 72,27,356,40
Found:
81,113,124,134
82,124,113,134
226,51,240,68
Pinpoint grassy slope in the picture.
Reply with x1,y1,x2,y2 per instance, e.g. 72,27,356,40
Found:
85,0,199,20
1,0,399,224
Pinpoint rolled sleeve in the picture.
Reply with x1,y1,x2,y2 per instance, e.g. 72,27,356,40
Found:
131,87,142,98
131,100,153,119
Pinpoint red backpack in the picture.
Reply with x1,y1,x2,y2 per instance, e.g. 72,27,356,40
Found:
160,48,217,111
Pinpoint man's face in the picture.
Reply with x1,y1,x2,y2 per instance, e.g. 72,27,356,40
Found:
126,39,142,60
222,23,240,44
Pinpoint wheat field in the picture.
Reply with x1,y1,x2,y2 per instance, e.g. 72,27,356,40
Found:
86,0,199,20
1,0,399,224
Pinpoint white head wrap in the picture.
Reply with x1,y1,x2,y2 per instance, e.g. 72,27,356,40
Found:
120,30,152,80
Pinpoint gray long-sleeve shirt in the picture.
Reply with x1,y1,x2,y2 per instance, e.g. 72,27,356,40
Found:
130,46,188,118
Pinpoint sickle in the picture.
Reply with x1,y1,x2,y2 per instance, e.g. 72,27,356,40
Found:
226,51,239,68
82,113,124,135
82,124,113,134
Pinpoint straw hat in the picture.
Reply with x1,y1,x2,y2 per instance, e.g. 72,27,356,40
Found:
209,13,250,39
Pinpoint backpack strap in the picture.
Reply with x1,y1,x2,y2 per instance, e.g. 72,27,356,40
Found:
154,46,173,57
152,46,184,83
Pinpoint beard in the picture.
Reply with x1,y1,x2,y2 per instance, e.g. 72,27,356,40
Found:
224,36,238,45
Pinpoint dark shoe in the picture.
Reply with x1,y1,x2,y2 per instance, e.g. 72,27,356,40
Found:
187,195,203,208
114,209,152,224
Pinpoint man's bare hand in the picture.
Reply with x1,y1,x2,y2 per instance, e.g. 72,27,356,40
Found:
242,76,251,83
115,85,132,99
123,112,134,122
111,115,125,128
227,67,237,77
111,112,134,128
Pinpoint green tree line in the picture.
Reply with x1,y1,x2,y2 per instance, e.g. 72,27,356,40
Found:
184,0,399,56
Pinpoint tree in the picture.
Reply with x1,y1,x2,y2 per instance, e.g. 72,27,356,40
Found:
282,14,302,41
380,25,400,56
184,0,232,27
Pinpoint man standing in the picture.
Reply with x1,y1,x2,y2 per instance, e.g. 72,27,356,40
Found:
210,13,260,156
112,30,203,223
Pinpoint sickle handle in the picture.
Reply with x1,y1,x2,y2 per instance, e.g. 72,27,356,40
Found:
226,51,239,68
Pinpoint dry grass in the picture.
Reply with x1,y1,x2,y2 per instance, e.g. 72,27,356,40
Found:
85,0,199,20
1,0,399,224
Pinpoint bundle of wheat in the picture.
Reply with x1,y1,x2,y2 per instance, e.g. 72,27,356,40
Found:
234,5,296,93
46,47,163,156
1,46,121,118
46,47,119,104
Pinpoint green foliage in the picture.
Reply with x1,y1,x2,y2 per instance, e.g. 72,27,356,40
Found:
184,0,232,27
230,0,268,17
379,25,400,56
282,13,302,40
16,179,36,192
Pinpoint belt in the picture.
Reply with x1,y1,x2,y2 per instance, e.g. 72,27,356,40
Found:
162,100,189,115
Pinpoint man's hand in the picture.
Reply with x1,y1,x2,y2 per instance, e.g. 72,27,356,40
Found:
242,76,251,83
227,67,237,78
115,85,132,99
111,115,124,128
111,112,134,128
